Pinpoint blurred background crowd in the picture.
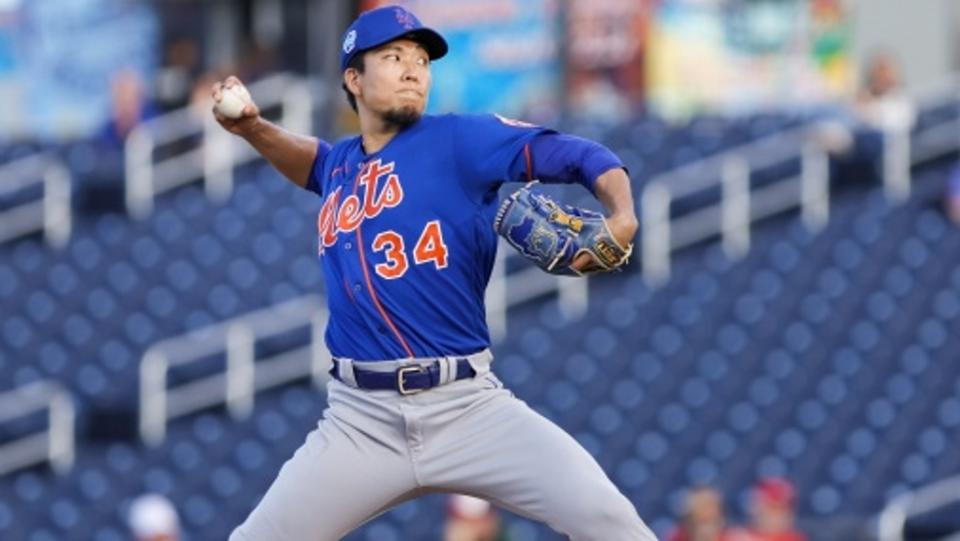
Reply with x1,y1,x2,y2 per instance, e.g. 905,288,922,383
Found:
2,1,960,540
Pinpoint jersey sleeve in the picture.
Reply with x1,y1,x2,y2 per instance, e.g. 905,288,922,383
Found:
525,132,626,195
303,139,333,196
453,114,553,201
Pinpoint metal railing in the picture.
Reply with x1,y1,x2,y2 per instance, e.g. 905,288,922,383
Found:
0,153,71,247
640,76,960,285
641,126,830,285
0,381,75,476
139,295,329,446
124,72,313,219
877,474,960,541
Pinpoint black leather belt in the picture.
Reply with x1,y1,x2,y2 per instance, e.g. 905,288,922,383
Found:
330,358,477,395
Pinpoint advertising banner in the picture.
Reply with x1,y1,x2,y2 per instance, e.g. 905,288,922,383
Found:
565,0,650,120
646,0,852,118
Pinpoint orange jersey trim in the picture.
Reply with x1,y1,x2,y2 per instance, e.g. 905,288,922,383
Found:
523,143,534,182
351,165,415,358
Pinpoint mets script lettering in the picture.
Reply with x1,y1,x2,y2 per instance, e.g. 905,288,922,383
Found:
317,159,405,254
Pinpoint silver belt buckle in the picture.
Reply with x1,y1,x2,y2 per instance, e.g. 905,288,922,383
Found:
397,365,428,395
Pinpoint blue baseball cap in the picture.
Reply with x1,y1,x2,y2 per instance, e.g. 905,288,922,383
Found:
340,5,448,72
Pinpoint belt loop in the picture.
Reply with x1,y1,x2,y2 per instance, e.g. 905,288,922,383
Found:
438,357,456,385
337,358,359,388
435,358,446,385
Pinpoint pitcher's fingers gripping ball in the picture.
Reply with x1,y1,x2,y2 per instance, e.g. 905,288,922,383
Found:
210,76,260,134
495,184,633,275
214,80,253,119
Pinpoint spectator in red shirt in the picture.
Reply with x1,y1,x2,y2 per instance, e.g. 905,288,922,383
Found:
668,487,735,541
730,477,807,541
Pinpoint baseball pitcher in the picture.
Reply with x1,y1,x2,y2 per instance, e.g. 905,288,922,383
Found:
214,5,656,540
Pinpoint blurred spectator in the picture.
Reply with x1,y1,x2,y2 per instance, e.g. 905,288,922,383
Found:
75,68,155,212
813,52,916,188
945,165,960,225
667,487,734,541
128,493,180,541
443,494,508,541
155,37,201,112
729,478,806,541
855,53,916,134
101,69,152,150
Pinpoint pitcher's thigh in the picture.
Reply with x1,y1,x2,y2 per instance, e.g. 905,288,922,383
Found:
229,419,417,541
428,395,657,541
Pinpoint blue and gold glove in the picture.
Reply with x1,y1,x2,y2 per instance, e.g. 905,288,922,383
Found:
493,185,633,276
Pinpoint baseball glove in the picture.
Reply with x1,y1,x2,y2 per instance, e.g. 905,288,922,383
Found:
493,185,633,276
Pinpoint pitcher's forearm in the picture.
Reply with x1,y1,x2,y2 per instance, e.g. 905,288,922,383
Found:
594,168,637,223
594,167,638,248
242,118,319,188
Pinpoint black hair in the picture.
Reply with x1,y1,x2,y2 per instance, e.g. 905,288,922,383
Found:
342,53,365,113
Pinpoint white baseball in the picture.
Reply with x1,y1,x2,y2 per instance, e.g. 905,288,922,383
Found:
215,84,251,119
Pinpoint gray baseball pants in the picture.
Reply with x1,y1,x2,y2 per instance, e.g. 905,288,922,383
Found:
229,355,657,540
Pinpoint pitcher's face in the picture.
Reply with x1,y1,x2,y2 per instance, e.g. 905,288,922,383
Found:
347,38,432,124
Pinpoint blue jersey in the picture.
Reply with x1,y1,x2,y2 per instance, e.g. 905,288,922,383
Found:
305,114,548,361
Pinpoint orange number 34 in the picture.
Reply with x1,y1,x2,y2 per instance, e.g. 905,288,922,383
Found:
372,220,449,279
371,231,408,279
